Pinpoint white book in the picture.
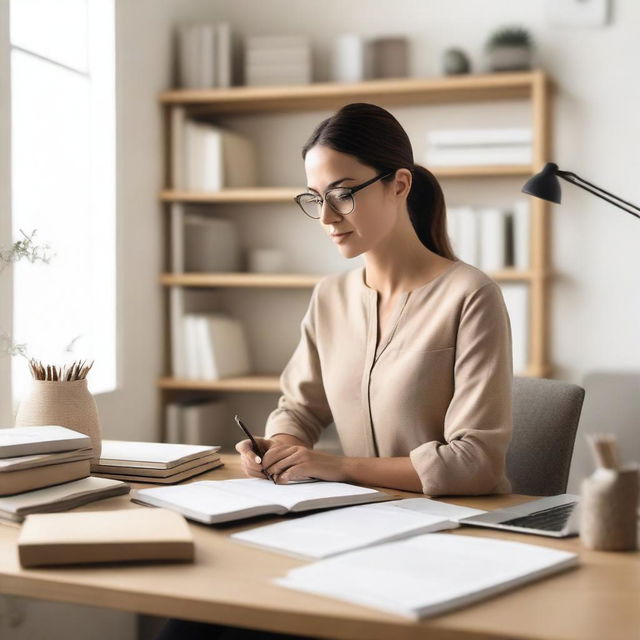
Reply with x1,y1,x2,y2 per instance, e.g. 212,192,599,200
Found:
232,499,460,559
500,283,529,374
426,147,532,167
184,313,202,379
448,207,479,266
216,22,232,88
0,476,130,523
199,23,216,88
94,440,221,470
478,207,509,272
200,125,223,191
170,106,186,189
512,199,531,269
275,533,578,620
196,313,251,380
0,426,91,458
427,128,533,146
131,478,391,525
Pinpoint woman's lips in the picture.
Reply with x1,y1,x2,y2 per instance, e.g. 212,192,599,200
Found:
331,232,353,244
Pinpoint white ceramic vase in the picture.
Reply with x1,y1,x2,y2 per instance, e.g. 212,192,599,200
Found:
14,378,102,460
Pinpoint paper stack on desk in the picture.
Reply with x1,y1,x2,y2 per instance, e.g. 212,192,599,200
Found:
0,426,93,496
90,440,223,484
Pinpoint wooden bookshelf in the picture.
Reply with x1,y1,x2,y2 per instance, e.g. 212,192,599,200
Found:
160,69,554,413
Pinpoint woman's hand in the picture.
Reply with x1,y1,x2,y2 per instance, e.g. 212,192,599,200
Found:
235,437,278,480
261,445,347,484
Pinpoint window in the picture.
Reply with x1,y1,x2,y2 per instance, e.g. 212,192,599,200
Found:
9,0,116,405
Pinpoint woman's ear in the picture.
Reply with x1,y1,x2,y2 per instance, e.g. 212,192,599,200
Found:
393,168,412,198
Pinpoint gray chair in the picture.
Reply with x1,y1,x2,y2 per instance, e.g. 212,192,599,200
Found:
507,376,585,496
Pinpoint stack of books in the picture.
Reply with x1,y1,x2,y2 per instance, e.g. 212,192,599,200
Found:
244,35,312,86
425,128,533,167
0,425,130,524
90,440,223,484
176,22,232,89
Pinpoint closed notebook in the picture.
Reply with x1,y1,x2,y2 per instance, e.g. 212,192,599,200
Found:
275,533,579,620
131,478,391,524
0,476,130,523
92,456,223,484
231,499,460,559
18,508,194,567
0,458,91,496
93,440,221,470
0,447,94,472
0,426,91,458
91,452,222,478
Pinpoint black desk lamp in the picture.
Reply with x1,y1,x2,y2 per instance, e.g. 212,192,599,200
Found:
522,162,640,220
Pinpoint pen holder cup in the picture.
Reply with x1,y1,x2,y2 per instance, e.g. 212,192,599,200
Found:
579,465,639,551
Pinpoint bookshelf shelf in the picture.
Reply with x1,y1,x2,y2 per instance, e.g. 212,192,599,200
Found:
160,68,553,439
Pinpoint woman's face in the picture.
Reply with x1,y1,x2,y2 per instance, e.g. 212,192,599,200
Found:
303,145,407,259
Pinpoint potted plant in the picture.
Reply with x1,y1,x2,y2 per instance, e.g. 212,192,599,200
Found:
485,26,534,72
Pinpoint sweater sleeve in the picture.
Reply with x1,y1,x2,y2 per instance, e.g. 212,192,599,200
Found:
409,281,513,496
263,283,333,446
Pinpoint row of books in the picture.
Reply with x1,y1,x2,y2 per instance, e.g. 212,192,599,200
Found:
171,111,257,191
244,35,312,86
177,22,232,89
426,128,533,167
447,201,530,271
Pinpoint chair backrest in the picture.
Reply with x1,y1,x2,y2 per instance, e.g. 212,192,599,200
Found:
507,376,585,496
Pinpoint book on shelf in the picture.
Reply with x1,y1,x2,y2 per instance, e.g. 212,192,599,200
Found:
176,22,232,89
179,312,251,380
165,398,237,450
478,207,510,272
501,283,530,375
275,533,578,620
447,206,479,266
244,34,312,86
0,425,91,458
0,476,130,524
131,477,392,525
427,147,532,167
427,127,533,146
511,199,531,270
18,508,194,567
184,214,241,272
231,498,487,560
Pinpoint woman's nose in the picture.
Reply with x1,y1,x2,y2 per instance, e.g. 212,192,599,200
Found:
320,200,342,225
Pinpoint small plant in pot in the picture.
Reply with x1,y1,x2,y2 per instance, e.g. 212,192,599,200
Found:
485,26,534,72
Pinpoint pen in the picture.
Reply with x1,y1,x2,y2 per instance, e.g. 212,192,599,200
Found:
234,414,277,484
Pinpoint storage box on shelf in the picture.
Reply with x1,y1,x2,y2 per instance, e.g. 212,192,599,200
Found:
158,71,553,426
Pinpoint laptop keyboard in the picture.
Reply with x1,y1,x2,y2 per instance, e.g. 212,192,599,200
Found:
501,502,577,532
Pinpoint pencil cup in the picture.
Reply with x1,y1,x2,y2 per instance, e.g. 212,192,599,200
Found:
15,378,103,461
579,465,639,551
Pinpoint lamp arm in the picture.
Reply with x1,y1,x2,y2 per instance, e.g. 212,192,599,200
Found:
558,171,640,220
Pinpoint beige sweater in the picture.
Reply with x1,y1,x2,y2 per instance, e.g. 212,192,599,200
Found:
264,259,513,496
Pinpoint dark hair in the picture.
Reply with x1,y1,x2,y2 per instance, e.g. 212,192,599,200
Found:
301,102,456,259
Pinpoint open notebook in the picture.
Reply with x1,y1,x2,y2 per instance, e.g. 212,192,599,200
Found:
275,533,579,620
131,478,390,524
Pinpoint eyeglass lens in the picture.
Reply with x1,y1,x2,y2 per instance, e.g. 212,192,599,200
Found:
298,189,354,218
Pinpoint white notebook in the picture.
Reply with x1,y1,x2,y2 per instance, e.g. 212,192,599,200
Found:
96,440,221,469
275,533,579,620
131,478,390,524
0,426,91,458
231,499,460,559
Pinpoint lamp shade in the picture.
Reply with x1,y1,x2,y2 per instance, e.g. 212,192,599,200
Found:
521,162,562,204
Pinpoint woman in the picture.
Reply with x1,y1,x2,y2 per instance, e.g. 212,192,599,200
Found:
157,102,513,640
237,102,513,495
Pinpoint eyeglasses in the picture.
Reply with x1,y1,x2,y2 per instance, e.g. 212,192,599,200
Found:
294,170,395,219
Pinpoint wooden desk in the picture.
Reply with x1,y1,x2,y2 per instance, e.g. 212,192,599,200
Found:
0,455,638,640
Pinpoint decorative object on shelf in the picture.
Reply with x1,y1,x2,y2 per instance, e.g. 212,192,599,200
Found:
246,248,286,274
330,34,372,83
522,162,640,221
14,359,102,461
580,434,638,551
370,37,408,79
176,22,232,89
441,47,471,75
244,35,312,86
485,26,534,72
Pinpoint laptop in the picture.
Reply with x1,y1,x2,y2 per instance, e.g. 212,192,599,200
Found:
458,493,580,538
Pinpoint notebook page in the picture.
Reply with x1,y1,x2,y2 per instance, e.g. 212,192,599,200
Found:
390,498,486,521
275,533,579,619
232,501,456,559
209,478,382,511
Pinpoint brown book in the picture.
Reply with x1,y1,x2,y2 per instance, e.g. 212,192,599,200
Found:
18,508,194,567
91,452,221,477
91,458,223,484
0,459,90,496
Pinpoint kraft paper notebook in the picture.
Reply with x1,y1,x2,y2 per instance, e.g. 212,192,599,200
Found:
275,533,579,620
0,458,91,496
18,508,194,566
131,478,391,524
0,426,91,458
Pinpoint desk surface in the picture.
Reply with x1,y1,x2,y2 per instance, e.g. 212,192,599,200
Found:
0,455,638,640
